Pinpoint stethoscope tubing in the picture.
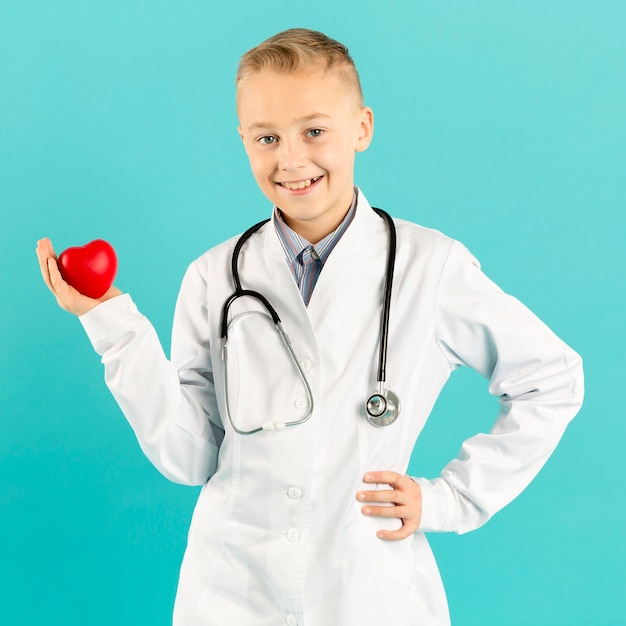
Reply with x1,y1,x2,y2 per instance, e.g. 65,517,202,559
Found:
220,206,398,434
371,208,397,387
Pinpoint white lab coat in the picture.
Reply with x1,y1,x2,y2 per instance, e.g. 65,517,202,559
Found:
79,190,583,626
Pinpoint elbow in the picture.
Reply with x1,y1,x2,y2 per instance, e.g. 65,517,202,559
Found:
542,344,584,425
137,423,219,486
159,467,210,487
157,440,218,486
567,347,585,415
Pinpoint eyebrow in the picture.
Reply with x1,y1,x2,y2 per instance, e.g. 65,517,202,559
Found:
247,113,331,132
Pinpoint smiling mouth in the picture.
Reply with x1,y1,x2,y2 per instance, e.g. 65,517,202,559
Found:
277,176,323,190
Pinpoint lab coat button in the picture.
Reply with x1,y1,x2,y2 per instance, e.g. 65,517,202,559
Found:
294,397,308,409
286,528,300,542
300,358,312,372
286,615,298,626
287,487,302,500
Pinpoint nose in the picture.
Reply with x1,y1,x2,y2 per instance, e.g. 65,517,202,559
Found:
277,137,306,171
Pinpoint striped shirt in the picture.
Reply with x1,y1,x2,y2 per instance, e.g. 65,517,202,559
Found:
274,190,357,305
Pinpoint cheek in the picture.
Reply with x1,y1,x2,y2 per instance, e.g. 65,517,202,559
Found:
250,161,279,198
320,146,352,178
316,143,347,170
247,153,270,182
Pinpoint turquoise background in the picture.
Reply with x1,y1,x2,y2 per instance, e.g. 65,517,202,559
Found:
1,1,624,624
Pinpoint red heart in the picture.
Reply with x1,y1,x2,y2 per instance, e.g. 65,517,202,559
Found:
58,239,118,299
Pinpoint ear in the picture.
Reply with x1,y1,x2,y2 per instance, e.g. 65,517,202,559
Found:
355,106,374,152
237,125,251,155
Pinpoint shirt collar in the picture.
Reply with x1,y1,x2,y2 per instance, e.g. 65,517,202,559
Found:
274,188,358,267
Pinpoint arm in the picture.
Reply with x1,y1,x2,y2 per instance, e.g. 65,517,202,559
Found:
417,241,583,533
36,238,222,485
358,240,584,538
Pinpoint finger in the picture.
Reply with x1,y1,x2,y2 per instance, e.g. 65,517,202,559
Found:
48,257,87,311
36,238,57,291
363,471,403,486
36,237,57,263
357,489,405,504
362,504,410,519
47,255,69,294
376,519,420,541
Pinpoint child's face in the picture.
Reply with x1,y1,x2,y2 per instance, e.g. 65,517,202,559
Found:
238,68,373,243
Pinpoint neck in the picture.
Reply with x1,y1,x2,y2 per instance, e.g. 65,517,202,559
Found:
281,190,356,244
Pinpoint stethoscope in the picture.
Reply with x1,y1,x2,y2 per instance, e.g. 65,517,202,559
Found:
220,207,400,435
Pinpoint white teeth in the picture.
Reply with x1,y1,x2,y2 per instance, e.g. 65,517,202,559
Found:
281,176,320,190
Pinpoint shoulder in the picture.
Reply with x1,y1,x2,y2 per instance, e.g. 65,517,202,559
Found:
193,233,240,265
393,216,453,247
392,216,473,267
179,220,275,295
189,221,271,271
384,216,487,296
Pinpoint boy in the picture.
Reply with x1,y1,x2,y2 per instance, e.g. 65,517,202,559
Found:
36,28,583,626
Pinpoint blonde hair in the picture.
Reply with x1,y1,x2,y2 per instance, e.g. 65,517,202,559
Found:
236,28,363,106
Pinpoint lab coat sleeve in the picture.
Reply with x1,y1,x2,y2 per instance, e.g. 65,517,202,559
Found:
79,262,222,485
414,240,584,534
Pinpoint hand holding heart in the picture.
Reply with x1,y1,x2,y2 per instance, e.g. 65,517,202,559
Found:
36,238,122,316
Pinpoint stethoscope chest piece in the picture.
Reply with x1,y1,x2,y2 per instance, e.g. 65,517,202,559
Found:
365,388,401,427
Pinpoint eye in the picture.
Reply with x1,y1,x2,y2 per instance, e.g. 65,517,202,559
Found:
306,128,324,138
258,135,277,145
